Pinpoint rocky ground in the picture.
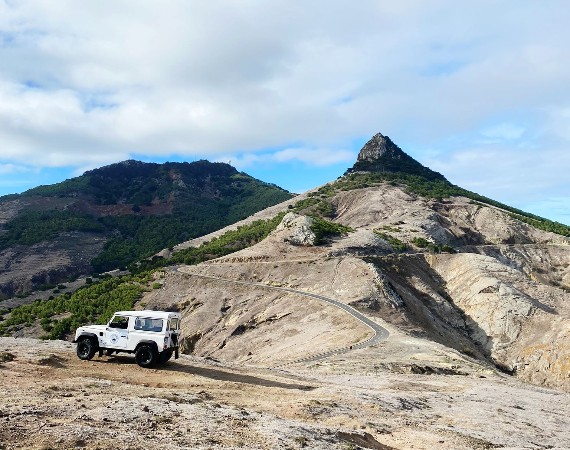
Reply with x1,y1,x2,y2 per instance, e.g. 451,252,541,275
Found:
1,337,569,450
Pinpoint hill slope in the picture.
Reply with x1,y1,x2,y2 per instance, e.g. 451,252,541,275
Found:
0,160,292,299
2,131,570,448
135,132,570,392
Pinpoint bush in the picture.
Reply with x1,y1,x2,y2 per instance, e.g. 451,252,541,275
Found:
310,217,352,245
134,212,287,272
411,237,455,254
373,231,409,253
0,352,15,363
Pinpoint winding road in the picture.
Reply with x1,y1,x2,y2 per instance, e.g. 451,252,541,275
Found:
174,267,390,366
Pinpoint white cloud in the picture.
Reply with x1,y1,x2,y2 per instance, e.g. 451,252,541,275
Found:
273,148,355,166
427,144,570,204
0,163,31,174
0,1,568,222
216,147,355,169
480,123,525,142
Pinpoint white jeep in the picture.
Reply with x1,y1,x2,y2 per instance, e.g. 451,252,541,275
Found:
73,310,181,368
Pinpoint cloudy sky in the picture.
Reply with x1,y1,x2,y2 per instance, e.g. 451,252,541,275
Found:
0,1,569,224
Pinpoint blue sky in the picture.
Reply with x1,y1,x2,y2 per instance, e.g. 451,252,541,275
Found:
0,1,569,225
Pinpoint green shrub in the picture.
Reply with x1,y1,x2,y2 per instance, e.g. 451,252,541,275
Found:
373,231,409,252
315,200,335,217
411,237,430,248
0,352,15,363
133,212,287,272
310,217,352,245
292,197,320,211
411,237,455,254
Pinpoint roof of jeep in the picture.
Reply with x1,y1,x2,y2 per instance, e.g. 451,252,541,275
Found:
113,310,181,319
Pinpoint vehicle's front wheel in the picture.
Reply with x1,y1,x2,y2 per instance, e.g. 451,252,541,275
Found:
76,338,97,361
135,344,157,368
158,349,173,364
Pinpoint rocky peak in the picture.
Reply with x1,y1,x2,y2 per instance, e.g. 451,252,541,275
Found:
356,133,402,162
347,132,447,182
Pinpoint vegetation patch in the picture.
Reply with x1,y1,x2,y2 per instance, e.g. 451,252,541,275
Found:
291,189,337,219
411,237,455,254
291,197,320,211
506,212,570,237
136,212,287,271
0,273,151,339
0,210,104,248
379,224,403,233
373,231,409,253
0,352,15,363
310,217,353,245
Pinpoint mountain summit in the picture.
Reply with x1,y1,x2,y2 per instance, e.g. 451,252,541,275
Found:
348,132,446,181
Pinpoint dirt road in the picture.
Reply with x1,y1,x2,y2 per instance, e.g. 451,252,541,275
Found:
175,268,390,366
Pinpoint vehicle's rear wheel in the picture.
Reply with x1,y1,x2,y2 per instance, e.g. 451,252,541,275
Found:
158,349,173,364
76,337,97,361
135,344,157,368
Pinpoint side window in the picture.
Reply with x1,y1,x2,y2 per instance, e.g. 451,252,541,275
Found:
109,315,129,330
133,318,164,332
168,318,180,331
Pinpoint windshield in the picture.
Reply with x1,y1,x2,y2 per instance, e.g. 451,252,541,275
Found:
168,318,180,331
109,315,129,329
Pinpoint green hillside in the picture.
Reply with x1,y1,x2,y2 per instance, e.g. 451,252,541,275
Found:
0,160,293,273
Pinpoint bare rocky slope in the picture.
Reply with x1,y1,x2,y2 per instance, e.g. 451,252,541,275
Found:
143,183,570,392
140,134,570,394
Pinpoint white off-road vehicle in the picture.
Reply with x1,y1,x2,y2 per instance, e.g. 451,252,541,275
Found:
73,310,181,368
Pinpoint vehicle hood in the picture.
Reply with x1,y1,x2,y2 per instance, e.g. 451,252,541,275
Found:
77,325,107,333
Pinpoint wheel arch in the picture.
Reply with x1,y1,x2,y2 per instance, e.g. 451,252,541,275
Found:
134,340,159,352
75,332,99,344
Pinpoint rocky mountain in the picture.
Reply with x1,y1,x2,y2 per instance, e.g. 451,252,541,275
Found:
135,132,570,392
348,132,446,181
2,132,570,449
0,160,292,301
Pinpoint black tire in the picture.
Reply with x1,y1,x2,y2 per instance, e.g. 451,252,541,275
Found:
76,337,97,361
158,349,173,364
135,344,158,368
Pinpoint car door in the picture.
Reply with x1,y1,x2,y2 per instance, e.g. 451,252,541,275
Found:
106,315,130,349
